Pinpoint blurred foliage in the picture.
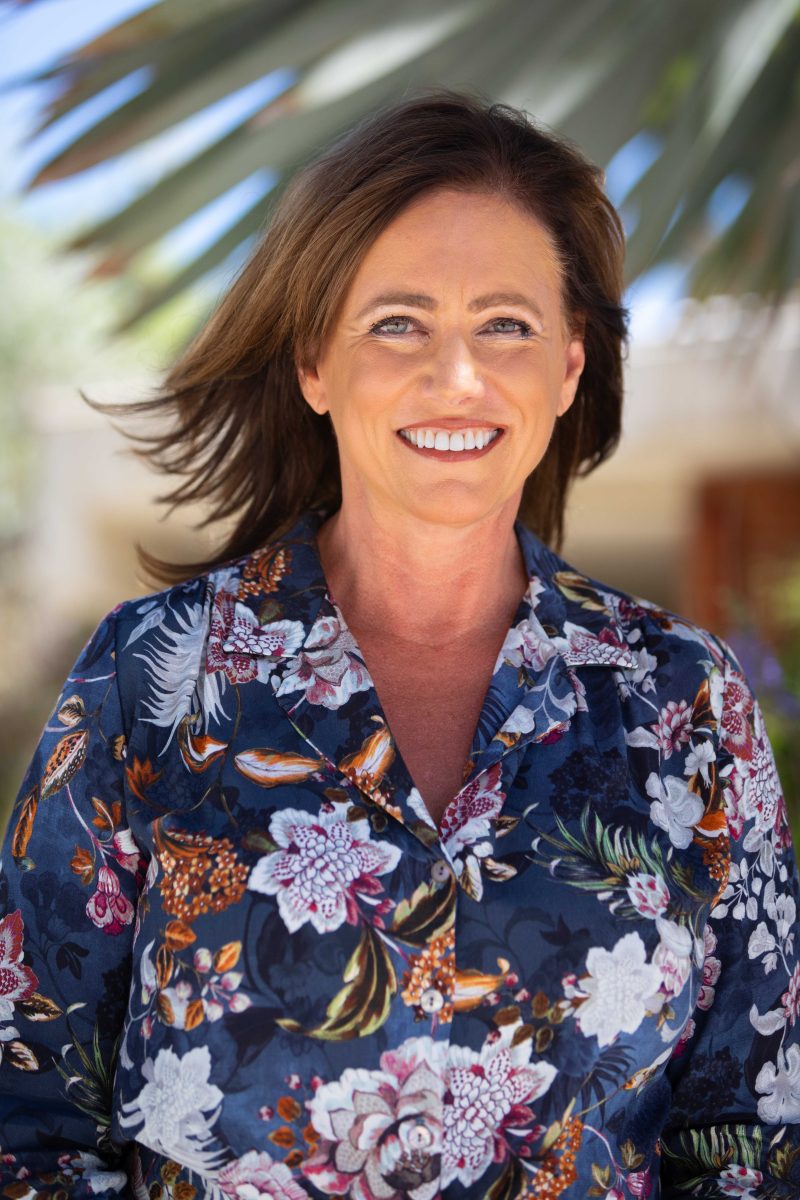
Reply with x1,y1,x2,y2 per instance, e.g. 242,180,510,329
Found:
5,0,800,339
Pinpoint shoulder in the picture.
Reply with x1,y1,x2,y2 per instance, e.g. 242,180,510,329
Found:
540,541,744,705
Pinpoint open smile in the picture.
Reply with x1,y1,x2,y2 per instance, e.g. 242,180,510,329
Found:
396,426,504,461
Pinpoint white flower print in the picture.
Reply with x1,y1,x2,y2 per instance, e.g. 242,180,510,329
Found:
653,939,691,1004
441,1022,556,1188
684,739,716,785
247,806,401,934
118,1045,225,1170
566,932,663,1047
718,1165,763,1197
218,1150,308,1199
304,1035,446,1200
614,642,658,698
625,872,670,919
755,1044,800,1123
496,581,556,673
274,610,372,709
646,772,704,849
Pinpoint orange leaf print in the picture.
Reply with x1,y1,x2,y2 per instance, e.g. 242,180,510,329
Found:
57,694,85,727
268,1126,295,1149
173,1183,197,1200
156,945,174,989
41,730,88,800
156,992,175,1025
338,723,395,790
695,810,727,837
184,999,205,1031
91,796,114,833
302,1121,320,1146
213,942,241,973
234,748,323,788
11,787,38,861
126,756,162,803
277,1096,302,1122
177,721,228,774
164,920,197,951
70,845,94,885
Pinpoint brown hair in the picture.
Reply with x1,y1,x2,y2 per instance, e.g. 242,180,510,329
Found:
86,87,630,586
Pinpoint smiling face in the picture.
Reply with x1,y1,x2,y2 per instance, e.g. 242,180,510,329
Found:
296,186,585,532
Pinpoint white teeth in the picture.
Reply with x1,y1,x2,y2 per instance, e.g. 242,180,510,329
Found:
400,427,500,452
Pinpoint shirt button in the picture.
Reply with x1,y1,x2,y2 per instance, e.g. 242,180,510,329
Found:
431,860,452,883
407,1121,434,1150
420,987,444,1014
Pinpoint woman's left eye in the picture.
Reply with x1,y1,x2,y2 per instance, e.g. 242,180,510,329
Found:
486,318,533,336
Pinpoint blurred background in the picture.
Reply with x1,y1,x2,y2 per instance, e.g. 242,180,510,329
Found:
1,0,799,838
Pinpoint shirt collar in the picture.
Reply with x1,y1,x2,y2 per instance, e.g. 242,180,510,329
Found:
218,505,637,673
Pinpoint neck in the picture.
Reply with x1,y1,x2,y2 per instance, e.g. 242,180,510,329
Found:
315,499,529,650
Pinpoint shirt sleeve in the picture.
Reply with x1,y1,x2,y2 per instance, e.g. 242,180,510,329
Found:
659,635,800,1198
0,606,146,1196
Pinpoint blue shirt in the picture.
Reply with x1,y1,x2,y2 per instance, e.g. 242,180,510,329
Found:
1,506,798,1199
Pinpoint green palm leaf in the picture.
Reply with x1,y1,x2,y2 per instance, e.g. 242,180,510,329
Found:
9,0,800,333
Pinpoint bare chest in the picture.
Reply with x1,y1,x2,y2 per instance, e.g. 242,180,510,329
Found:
356,636,500,829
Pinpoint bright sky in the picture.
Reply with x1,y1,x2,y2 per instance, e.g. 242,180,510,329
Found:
0,0,748,343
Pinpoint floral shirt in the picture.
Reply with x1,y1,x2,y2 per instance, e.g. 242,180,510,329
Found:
1,506,798,1200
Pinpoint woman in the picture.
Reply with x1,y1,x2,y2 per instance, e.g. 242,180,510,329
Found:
0,90,797,1199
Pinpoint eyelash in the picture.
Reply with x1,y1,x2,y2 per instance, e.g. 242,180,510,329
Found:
368,314,535,338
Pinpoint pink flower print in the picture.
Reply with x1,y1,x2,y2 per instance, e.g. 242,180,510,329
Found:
247,805,402,934
626,1165,654,1197
86,866,135,935
0,910,38,1021
781,963,800,1027
439,763,505,859
111,828,147,885
720,670,754,760
697,925,720,1012
651,700,693,759
219,1150,308,1199
441,1020,557,1188
626,872,670,919
208,590,304,685
305,1034,445,1200
274,610,372,709
747,704,785,835
556,620,632,666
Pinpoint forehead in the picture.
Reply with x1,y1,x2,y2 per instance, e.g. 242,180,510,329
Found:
356,187,561,281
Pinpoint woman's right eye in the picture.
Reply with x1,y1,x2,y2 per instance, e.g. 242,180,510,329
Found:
368,315,418,336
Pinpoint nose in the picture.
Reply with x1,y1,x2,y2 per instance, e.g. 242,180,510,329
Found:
427,332,485,402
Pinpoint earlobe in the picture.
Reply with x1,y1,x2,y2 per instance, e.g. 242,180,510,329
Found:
295,360,329,416
558,336,585,417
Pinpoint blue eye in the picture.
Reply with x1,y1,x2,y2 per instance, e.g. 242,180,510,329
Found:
489,318,534,337
369,315,415,335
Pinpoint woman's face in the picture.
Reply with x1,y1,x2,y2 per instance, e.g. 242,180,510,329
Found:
296,186,585,530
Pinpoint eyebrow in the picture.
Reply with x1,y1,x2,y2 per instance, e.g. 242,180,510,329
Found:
355,290,546,322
